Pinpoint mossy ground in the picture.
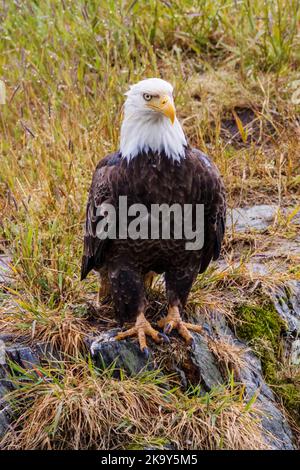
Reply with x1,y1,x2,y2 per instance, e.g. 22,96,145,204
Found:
236,301,300,427
235,302,287,362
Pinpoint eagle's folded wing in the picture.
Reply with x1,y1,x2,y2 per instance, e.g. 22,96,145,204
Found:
81,152,121,280
190,148,226,273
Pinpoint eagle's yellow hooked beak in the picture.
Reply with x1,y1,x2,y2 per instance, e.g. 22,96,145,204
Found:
147,95,176,124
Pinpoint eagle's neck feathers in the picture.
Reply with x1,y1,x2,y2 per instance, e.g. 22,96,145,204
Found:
120,109,187,163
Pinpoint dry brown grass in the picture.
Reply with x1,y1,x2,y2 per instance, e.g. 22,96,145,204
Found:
0,360,270,450
207,336,248,377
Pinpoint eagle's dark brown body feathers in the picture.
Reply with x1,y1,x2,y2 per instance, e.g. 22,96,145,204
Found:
81,147,226,325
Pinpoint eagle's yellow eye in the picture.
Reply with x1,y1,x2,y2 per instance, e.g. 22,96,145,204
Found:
143,93,152,101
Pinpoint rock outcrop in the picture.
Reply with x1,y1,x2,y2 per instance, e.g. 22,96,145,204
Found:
87,311,295,450
0,205,299,449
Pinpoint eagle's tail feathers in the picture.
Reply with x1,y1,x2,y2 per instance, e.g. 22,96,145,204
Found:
80,256,93,281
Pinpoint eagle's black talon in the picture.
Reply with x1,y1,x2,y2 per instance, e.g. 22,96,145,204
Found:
190,338,196,351
142,347,150,359
164,323,172,334
158,332,170,343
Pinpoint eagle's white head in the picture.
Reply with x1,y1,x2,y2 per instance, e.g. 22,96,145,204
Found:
120,78,187,162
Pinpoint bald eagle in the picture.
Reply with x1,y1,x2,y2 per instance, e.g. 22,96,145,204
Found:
81,78,226,355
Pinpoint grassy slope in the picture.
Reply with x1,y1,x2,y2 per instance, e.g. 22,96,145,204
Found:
0,0,299,449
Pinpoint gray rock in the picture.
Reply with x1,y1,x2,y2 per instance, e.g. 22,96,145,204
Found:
227,205,278,232
0,339,50,440
0,323,296,449
223,204,300,372
0,375,12,439
86,316,295,450
88,326,223,390
0,403,10,438
0,340,5,366
0,256,12,285
190,332,223,390
88,329,150,376
269,281,300,335
269,280,300,366
5,344,40,370
206,311,294,449
239,349,294,449
226,204,300,233
290,340,300,365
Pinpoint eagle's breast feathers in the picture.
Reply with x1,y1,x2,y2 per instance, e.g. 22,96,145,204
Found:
81,146,226,280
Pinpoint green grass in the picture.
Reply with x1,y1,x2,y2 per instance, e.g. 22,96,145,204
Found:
0,0,300,449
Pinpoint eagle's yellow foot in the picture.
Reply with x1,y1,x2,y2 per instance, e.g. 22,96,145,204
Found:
157,305,203,344
115,312,169,356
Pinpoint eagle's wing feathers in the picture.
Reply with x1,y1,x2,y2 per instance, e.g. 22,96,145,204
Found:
80,152,121,280
190,148,226,273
